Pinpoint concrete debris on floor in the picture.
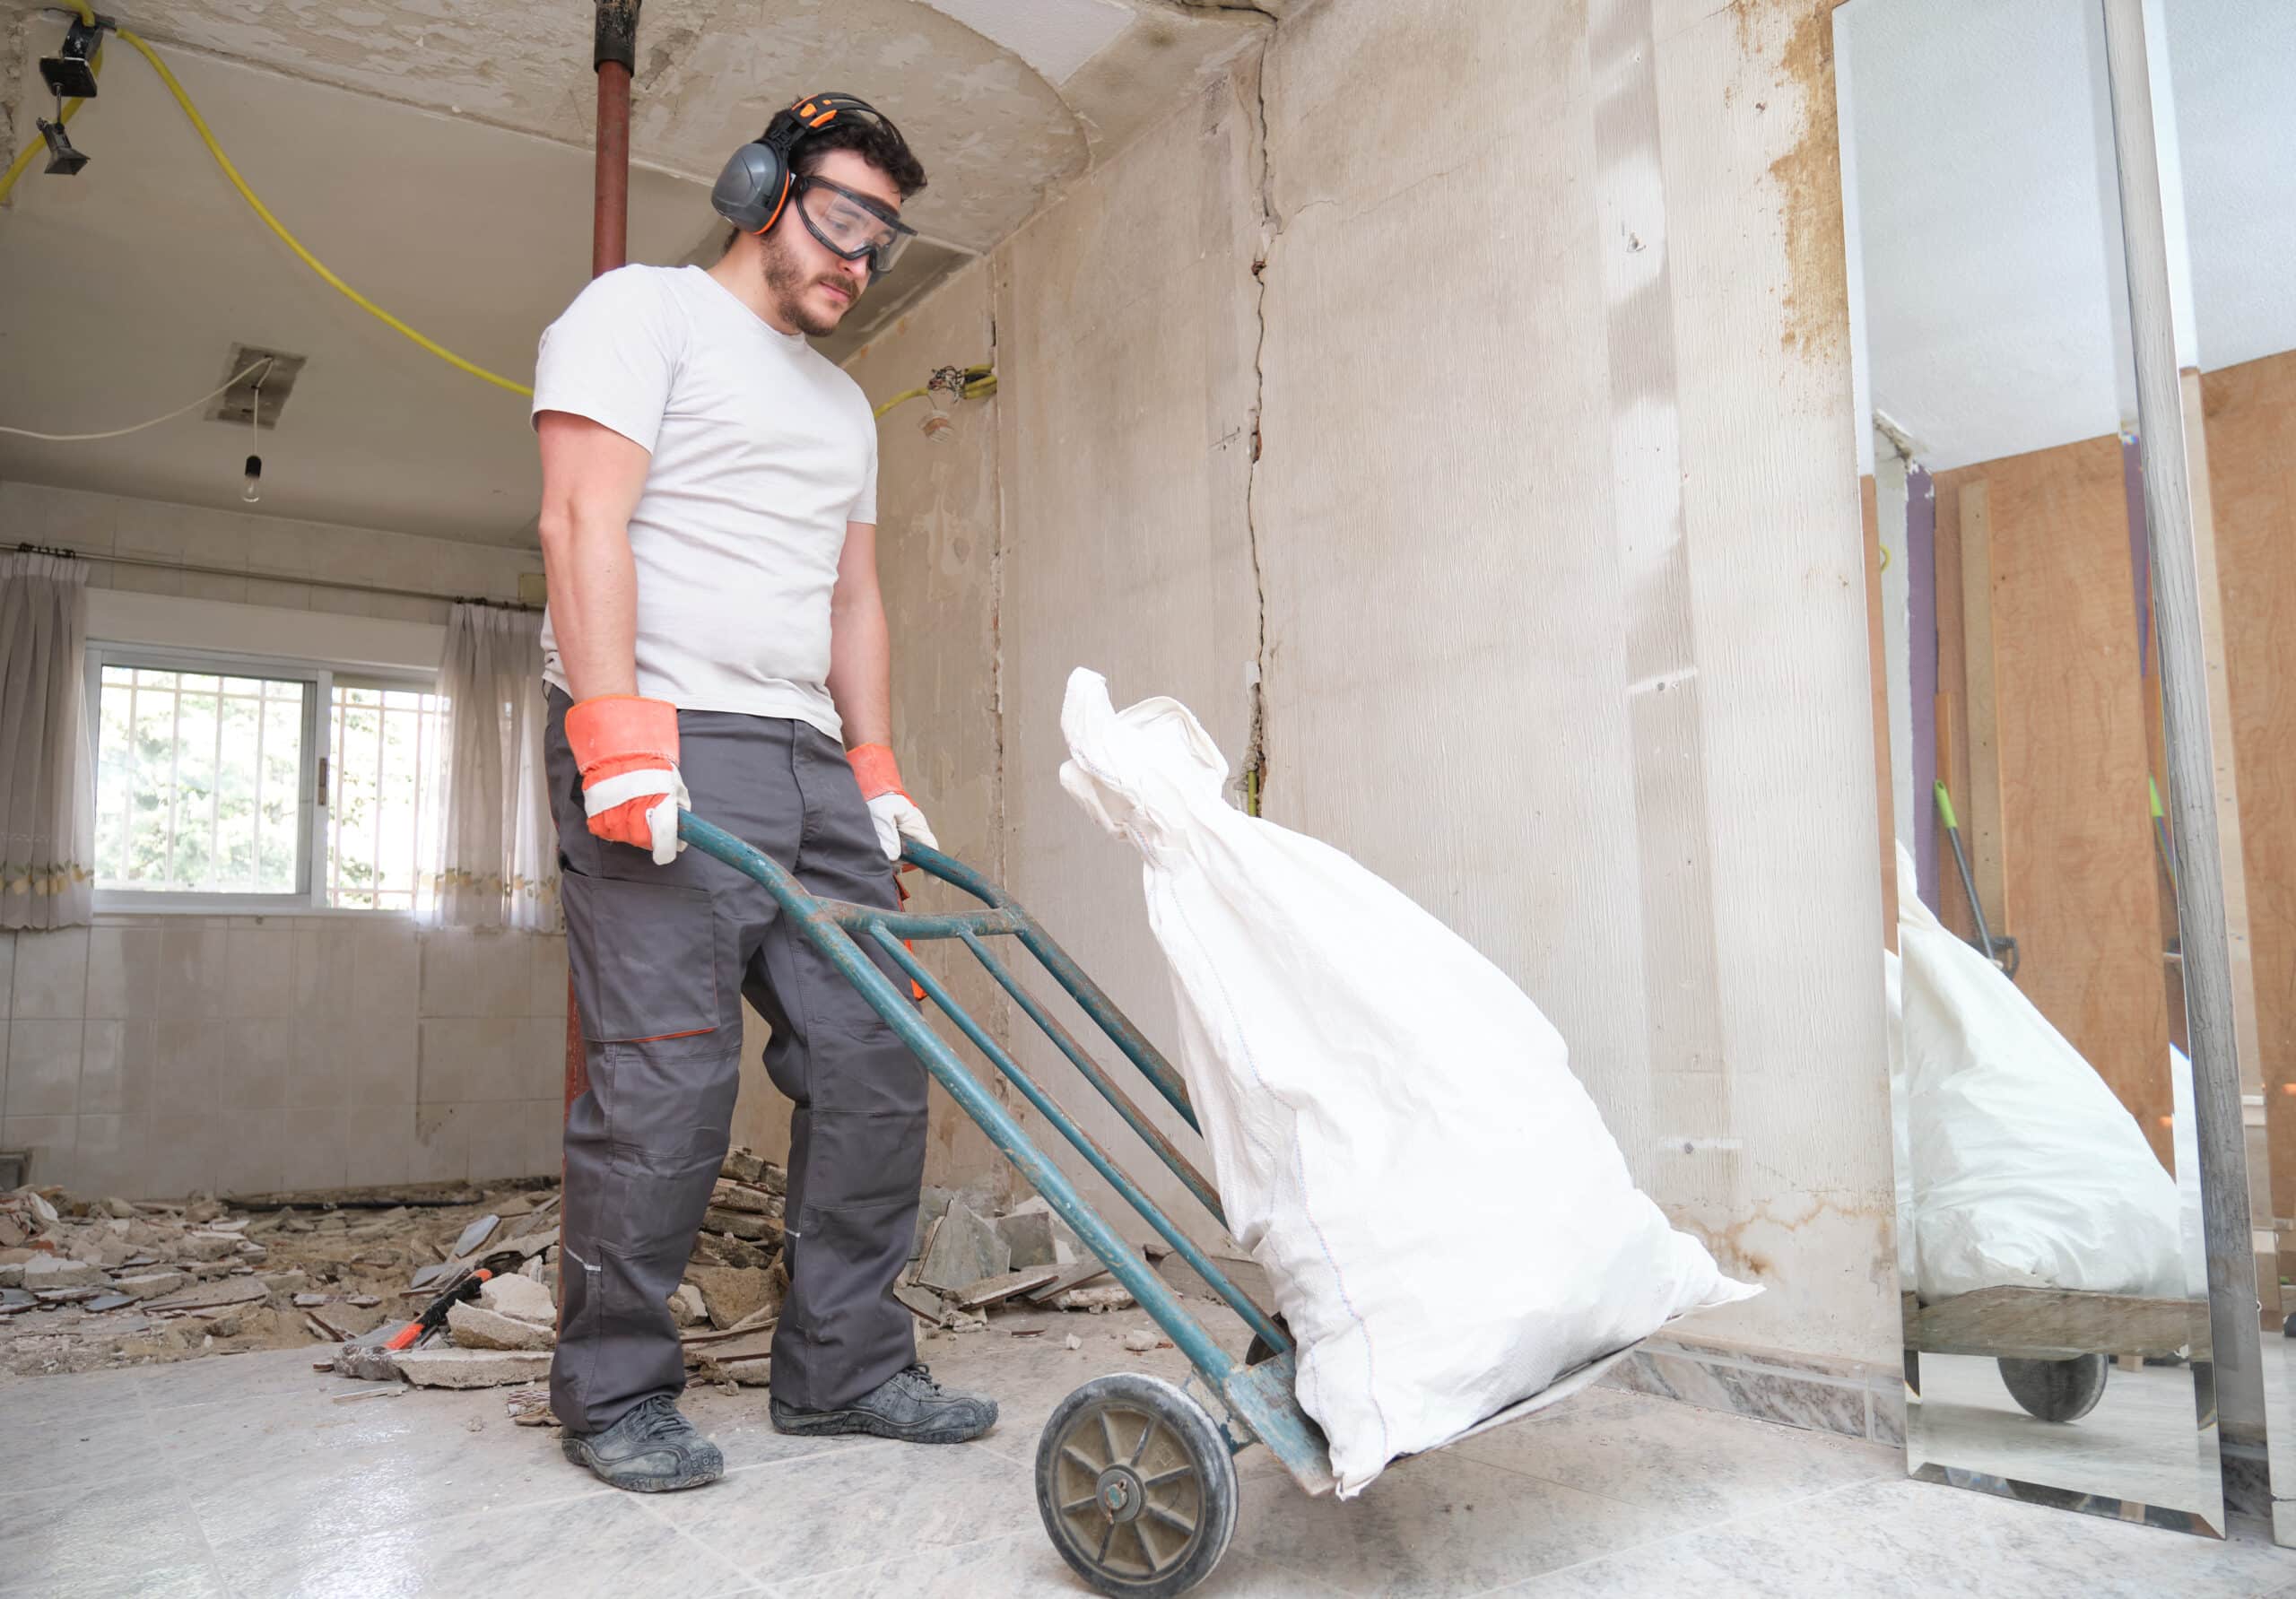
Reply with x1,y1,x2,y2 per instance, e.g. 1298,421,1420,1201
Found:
4,1161,1195,1407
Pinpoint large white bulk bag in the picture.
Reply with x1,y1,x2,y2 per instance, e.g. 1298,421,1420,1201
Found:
1058,670,1758,1495
1893,844,2183,1300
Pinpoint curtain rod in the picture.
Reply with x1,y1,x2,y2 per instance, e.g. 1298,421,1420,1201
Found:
10,541,541,613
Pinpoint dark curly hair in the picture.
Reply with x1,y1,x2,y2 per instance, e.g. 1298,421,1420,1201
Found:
793,112,926,200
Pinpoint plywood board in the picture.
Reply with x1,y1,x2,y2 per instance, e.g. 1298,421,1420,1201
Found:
1981,435,2173,1169
1955,480,2009,939
2199,350,2296,1228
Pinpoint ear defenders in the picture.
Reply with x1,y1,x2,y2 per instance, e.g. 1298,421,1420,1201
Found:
711,91,900,237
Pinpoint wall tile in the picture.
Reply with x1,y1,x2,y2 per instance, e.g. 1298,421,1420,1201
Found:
419,1017,526,1103
344,1104,417,1187
243,578,314,610
86,927,161,1019
4,1019,83,1118
465,1108,527,1182
521,1099,565,1179
0,931,13,1019
109,563,186,597
412,1102,469,1184
80,1019,126,1116
526,934,570,1018
216,1018,294,1110
73,1113,146,1198
159,928,233,1020
225,928,298,1018
294,926,356,1021
240,518,311,578
336,1012,418,1108
0,1022,10,1119
7,481,117,554
477,934,532,1019
152,1020,225,1119
521,1017,568,1102
13,928,90,1019
352,923,420,1019
418,930,478,1017
113,510,186,563
281,1107,348,1191
217,1108,289,1195
180,572,249,604
4,1115,76,1186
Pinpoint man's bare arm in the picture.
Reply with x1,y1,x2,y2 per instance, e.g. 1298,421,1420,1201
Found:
826,518,892,749
535,412,650,700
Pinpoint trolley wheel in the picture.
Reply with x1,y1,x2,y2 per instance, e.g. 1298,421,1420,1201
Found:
1997,1353,2109,1422
1036,1372,1239,1599
1244,1314,1292,1369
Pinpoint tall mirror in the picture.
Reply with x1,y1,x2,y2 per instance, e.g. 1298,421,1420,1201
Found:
2153,0,2296,1544
1837,0,2222,1532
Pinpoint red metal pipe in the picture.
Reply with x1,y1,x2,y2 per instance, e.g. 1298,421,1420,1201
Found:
570,3,642,1109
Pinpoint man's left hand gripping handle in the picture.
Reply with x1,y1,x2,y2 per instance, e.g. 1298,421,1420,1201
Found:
566,695,689,865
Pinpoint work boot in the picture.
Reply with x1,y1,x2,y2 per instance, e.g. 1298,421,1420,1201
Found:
561,1394,724,1491
770,1363,998,1443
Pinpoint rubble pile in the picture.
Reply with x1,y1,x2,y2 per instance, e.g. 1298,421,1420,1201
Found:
5,1154,1179,1395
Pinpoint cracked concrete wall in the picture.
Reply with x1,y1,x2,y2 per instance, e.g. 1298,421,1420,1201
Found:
872,0,1896,1367
1249,0,1892,1365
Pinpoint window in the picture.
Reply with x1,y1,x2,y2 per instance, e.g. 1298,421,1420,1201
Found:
90,647,445,913
325,681,447,910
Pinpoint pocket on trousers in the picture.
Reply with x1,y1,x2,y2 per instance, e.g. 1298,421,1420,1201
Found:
562,872,719,1043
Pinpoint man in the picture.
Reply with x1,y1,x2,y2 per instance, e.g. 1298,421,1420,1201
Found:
531,94,994,1493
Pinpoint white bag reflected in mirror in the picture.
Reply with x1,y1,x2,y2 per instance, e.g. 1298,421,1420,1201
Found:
1058,669,1759,1496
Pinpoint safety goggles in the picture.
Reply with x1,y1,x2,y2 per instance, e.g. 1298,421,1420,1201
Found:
794,176,917,274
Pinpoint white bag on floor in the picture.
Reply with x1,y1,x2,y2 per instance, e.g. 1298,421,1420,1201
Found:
1892,844,2183,1299
1059,670,1758,1496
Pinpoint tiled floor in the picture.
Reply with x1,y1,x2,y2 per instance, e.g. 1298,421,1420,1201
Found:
4,1309,2294,1599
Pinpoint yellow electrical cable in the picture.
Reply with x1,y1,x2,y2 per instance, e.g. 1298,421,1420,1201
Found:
872,386,932,420
4,16,531,398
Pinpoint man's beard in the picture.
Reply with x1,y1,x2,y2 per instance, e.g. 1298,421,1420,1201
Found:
762,239,856,337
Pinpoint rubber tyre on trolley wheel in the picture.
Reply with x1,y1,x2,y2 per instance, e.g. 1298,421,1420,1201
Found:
1996,1353,2110,1422
1036,1372,1240,1598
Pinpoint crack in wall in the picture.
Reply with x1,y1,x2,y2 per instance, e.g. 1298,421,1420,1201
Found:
1239,45,1277,814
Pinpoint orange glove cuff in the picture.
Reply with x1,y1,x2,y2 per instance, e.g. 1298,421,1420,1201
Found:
848,743,907,801
565,695,680,784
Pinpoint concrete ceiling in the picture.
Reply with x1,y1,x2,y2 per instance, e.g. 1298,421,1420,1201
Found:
0,0,1270,543
1840,0,2295,473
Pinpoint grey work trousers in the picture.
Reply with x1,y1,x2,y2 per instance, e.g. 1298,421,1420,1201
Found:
544,689,927,1434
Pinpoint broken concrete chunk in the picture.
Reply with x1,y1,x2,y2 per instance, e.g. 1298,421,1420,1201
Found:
894,1283,952,1325
36,1286,102,1305
99,1196,141,1220
144,1278,269,1315
1123,1328,1162,1353
450,1213,500,1259
1055,1284,1135,1315
111,1271,191,1301
506,1384,558,1426
687,1265,782,1331
1065,1334,1083,1351
996,1212,1060,1269
700,1205,779,1242
292,1292,329,1308
447,1301,554,1351
22,1256,107,1290
0,1288,34,1314
709,1179,781,1217
718,1148,785,1193
1023,1259,1113,1305
397,1347,552,1388
955,1266,1063,1311
182,1233,241,1263
917,1203,1009,1295
668,1284,709,1326
478,1272,558,1326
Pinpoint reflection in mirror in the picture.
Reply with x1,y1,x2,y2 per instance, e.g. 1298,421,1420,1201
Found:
1837,0,2222,1533
2152,0,2296,1546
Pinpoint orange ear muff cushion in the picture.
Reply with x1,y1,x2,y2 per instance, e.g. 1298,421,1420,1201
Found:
751,176,794,236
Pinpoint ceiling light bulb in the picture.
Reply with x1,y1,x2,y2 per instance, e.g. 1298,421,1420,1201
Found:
242,454,263,504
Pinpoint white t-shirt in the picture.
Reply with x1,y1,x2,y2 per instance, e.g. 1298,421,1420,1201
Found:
532,264,877,738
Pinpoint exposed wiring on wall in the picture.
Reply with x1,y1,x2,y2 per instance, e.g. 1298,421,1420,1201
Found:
0,356,270,441
4,10,535,398
874,364,996,421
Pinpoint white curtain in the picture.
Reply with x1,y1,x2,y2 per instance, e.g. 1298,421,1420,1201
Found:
0,552,95,929
423,604,557,931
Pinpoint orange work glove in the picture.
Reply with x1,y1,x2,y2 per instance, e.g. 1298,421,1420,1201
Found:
848,743,939,864
564,695,688,865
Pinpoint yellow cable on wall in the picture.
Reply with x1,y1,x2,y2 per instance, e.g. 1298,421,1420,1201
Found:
4,16,533,399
